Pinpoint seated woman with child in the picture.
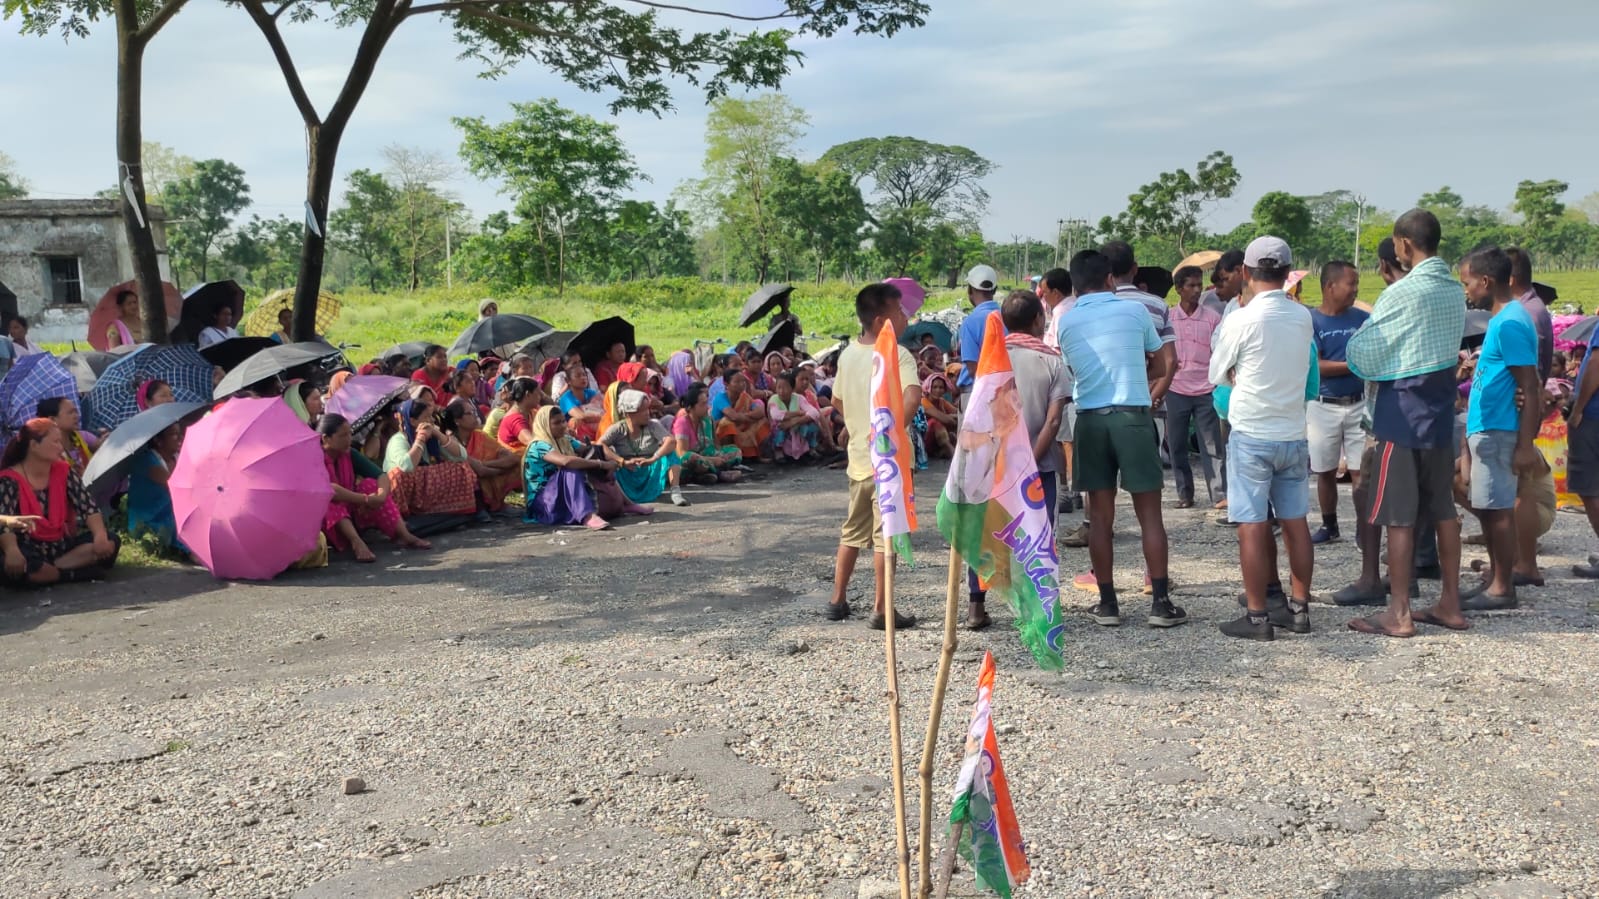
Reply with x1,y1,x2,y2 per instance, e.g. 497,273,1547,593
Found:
766,370,821,462
0,419,120,586
713,370,771,462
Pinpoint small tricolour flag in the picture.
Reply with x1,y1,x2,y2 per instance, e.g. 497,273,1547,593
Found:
950,650,1029,897
935,311,1065,669
870,321,917,561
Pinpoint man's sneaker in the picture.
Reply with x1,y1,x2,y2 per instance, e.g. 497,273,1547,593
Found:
1089,601,1122,627
1267,598,1312,634
825,600,851,621
1219,613,1274,641
1061,522,1090,548
868,609,917,630
1311,526,1341,545
1147,599,1188,628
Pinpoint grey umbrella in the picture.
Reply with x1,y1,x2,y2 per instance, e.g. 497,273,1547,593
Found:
738,283,795,328
448,313,555,357
213,341,346,398
380,341,433,364
753,318,800,355
1558,314,1598,348
59,351,121,394
81,401,207,496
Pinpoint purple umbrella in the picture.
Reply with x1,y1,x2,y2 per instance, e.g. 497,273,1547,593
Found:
324,375,409,437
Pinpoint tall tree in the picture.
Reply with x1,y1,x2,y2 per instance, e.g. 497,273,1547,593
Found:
0,150,27,199
1250,191,1313,250
456,100,639,293
137,140,194,205
8,0,192,342
821,136,993,223
1575,191,1599,226
229,0,926,340
328,168,402,291
1099,151,1239,254
164,158,250,283
1513,178,1569,235
769,157,868,283
694,94,808,283
223,214,302,291
382,145,456,290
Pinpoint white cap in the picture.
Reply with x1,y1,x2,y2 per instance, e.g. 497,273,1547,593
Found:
1243,236,1291,268
966,264,999,291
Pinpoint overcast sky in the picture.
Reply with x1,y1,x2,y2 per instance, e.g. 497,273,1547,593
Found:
5,0,1597,241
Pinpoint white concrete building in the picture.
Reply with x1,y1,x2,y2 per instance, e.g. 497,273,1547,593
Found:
0,199,171,345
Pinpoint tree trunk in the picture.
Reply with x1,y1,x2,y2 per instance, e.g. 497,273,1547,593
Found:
115,15,169,344
291,126,339,341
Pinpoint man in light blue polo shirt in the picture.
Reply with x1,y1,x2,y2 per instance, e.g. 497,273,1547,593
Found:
956,264,1001,397
1057,250,1181,631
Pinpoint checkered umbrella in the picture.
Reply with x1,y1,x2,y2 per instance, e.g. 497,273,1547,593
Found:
0,354,78,435
85,344,215,433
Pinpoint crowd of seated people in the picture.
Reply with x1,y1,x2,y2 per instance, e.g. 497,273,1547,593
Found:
0,329,892,586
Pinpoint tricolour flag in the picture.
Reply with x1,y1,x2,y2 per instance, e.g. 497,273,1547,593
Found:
950,650,1029,897
870,321,917,560
935,311,1065,670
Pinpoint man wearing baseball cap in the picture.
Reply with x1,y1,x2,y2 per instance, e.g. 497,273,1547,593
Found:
956,264,1001,398
1209,236,1317,640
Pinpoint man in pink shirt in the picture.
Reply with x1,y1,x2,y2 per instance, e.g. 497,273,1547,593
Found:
1165,265,1226,509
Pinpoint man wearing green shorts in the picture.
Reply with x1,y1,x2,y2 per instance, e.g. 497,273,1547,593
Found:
1056,250,1183,629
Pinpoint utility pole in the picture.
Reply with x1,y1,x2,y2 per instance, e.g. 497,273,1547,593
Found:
1353,194,1367,269
1055,218,1064,267
445,213,453,288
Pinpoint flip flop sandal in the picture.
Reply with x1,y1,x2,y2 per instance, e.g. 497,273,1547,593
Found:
1347,614,1414,638
1411,608,1470,631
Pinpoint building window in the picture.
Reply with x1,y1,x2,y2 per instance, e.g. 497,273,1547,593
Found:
46,256,83,305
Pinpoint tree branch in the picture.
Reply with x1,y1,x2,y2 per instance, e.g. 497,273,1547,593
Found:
404,0,565,18
271,0,296,20
614,0,796,22
134,0,192,43
239,0,322,127
325,0,407,131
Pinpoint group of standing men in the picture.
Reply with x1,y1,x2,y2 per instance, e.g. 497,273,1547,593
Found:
938,207,1568,641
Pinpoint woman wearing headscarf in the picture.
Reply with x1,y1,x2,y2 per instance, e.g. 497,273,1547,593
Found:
381,397,479,519
600,389,689,507
441,398,520,512
0,419,120,585
450,360,489,417
750,351,785,401
282,379,323,426
523,405,637,530
665,350,696,399
319,413,430,560
793,364,838,454
597,361,647,436
672,383,742,485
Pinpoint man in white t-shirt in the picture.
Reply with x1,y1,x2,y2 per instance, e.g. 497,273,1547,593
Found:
1209,236,1316,641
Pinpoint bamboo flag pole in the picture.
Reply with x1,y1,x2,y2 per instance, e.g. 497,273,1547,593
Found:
916,547,963,898
932,819,966,899
882,547,912,899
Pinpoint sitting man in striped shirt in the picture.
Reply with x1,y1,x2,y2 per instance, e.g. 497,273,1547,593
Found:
1056,250,1183,630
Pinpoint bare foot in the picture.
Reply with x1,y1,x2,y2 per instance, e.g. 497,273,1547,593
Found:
1347,610,1416,638
401,537,432,550
1411,605,1470,631
584,515,611,530
623,503,655,516
353,542,377,563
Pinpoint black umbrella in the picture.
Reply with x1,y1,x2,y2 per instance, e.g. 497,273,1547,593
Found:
900,321,953,353
59,351,121,394
213,341,345,398
1558,315,1598,348
81,401,207,496
448,313,554,357
172,280,246,342
200,336,279,372
1462,308,1493,349
738,283,795,328
1136,266,1174,300
567,316,635,368
753,318,800,355
380,341,433,364
1533,282,1558,304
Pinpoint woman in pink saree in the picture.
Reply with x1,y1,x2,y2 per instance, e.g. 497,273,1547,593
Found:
766,370,821,462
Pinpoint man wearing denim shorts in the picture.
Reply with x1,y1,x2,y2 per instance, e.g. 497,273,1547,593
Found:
1208,237,1316,641
1056,250,1182,629
1460,247,1543,612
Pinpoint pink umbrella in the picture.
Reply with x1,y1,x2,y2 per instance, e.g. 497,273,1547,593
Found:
170,397,331,580
323,374,408,435
886,277,926,316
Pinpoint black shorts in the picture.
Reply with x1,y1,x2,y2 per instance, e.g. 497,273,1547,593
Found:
1365,441,1455,528
1568,417,1599,498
